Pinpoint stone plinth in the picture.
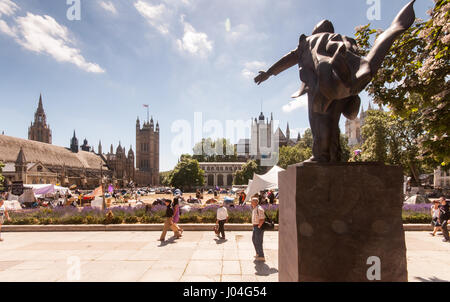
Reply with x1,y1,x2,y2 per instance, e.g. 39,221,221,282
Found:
278,162,407,282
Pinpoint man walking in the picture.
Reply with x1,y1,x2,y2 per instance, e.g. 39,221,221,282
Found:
216,202,228,240
439,197,450,243
251,197,265,261
159,199,181,241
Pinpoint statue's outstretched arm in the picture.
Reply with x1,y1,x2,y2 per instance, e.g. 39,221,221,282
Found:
254,49,299,85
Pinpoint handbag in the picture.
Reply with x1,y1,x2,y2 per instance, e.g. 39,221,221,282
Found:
213,225,220,235
262,212,275,231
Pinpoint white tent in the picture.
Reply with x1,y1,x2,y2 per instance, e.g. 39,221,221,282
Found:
24,184,71,196
244,166,285,202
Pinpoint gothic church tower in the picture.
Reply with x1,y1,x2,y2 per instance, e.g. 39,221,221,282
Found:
28,94,52,144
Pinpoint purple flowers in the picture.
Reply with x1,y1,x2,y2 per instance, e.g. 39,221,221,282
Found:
403,203,432,213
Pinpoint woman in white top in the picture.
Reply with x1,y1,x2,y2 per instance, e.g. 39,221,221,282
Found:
431,201,442,236
0,197,12,242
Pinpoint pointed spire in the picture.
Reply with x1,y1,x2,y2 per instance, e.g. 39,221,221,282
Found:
271,112,273,121
37,94,44,113
110,144,113,154
15,147,27,164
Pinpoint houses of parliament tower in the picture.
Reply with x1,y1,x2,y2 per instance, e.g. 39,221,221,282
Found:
28,94,52,144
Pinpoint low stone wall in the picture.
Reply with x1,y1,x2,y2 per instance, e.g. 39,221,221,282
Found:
2,224,432,232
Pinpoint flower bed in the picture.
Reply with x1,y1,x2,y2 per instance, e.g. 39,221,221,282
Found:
402,204,432,224
3,204,279,225
3,204,431,225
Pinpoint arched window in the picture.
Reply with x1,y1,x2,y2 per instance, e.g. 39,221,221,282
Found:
217,174,224,187
227,174,233,186
208,175,214,186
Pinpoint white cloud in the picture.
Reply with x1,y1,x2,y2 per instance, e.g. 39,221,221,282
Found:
282,95,308,113
0,0,19,17
7,13,105,73
0,19,15,37
134,0,170,35
177,18,213,57
99,1,117,15
241,61,266,79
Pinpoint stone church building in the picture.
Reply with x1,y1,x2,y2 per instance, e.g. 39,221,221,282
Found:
0,95,159,189
345,101,382,146
237,112,300,161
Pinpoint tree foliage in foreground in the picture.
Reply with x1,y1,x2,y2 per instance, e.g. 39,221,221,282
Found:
355,0,449,166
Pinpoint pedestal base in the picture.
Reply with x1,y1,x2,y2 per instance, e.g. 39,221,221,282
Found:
278,162,407,282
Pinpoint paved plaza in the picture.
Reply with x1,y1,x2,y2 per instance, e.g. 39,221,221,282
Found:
0,231,448,282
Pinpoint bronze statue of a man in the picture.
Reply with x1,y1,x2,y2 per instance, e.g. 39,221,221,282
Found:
255,1,416,163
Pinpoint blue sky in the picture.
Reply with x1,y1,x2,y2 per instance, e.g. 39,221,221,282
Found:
0,0,432,171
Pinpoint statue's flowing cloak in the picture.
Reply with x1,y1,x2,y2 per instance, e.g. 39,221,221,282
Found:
294,33,371,119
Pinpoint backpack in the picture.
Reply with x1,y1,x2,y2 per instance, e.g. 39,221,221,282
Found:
262,212,275,231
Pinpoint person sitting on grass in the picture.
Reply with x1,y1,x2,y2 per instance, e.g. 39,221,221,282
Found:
0,196,12,242
430,200,442,236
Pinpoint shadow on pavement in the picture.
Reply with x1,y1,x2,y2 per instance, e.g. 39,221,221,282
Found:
254,260,278,276
414,276,449,282
214,238,228,244
157,236,178,247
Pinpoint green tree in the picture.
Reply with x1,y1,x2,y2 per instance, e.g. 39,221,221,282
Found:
355,0,449,166
278,144,312,169
233,160,261,185
193,138,237,162
340,134,351,163
159,171,172,186
0,161,4,191
361,111,389,163
169,155,205,191
361,110,432,183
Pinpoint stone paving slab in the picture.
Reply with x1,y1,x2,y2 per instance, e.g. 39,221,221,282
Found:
0,231,448,282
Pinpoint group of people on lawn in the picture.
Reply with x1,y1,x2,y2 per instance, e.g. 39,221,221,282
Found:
159,195,267,262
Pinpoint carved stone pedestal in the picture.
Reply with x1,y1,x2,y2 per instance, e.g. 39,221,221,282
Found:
278,162,407,282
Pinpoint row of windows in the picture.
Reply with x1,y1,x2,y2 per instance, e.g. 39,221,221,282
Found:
202,166,241,172
140,160,151,169
140,143,150,152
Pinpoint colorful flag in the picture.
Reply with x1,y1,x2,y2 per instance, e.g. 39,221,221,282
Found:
88,186,103,197
143,104,149,108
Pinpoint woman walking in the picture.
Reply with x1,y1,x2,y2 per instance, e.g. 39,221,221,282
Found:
431,200,442,236
159,199,181,241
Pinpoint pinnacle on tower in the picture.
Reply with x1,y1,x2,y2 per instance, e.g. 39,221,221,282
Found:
37,94,44,113
15,147,27,164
